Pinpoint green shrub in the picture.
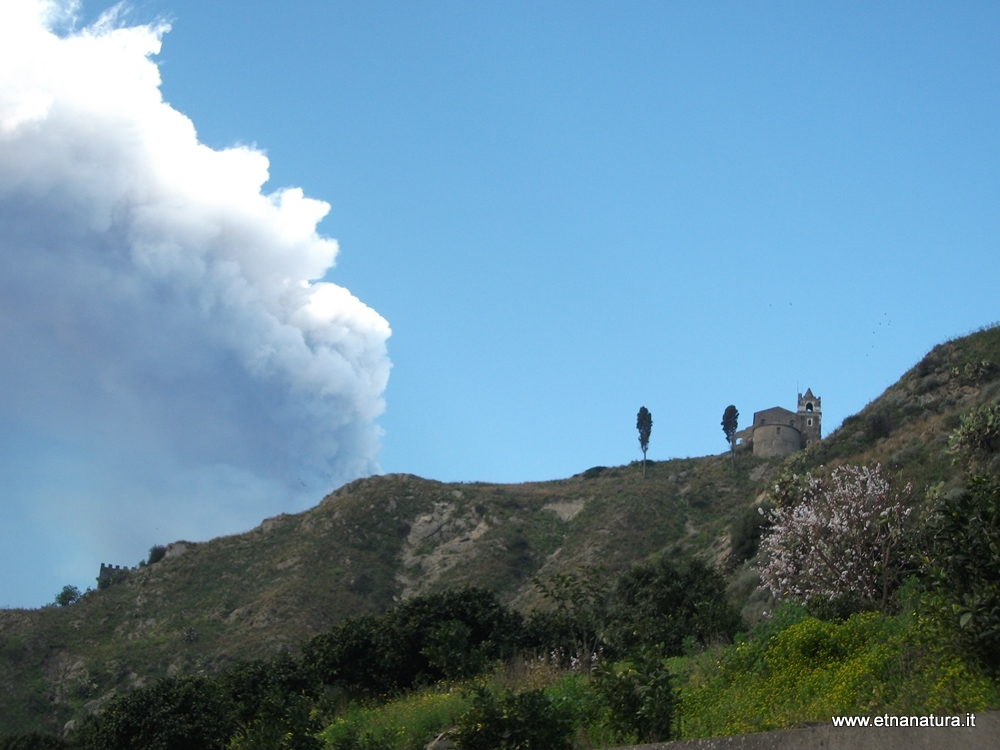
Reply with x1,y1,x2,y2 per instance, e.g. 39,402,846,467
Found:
73,675,236,750
948,402,1000,473
962,360,999,385
526,565,610,664
602,557,743,657
221,654,322,749
147,545,167,565
54,585,80,607
728,502,773,566
420,620,483,682
922,474,1000,672
452,687,573,750
323,727,393,750
519,609,580,661
226,692,322,750
592,645,675,744
748,601,810,642
806,593,871,622
302,588,523,695
302,615,386,696
542,673,611,745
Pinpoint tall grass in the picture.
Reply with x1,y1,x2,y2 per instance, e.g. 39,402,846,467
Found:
316,658,619,750
319,688,470,750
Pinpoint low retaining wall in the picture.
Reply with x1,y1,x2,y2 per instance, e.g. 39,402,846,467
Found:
609,711,1000,750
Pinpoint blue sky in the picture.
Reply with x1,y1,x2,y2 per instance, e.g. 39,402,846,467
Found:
1,1,999,606
141,0,999,475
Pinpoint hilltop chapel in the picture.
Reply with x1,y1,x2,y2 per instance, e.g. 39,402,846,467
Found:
732,389,821,458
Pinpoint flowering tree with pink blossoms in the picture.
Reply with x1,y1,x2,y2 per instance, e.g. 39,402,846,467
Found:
758,464,912,612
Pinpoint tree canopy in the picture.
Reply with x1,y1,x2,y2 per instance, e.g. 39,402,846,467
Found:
757,464,912,611
636,406,652,478
722,405,739,466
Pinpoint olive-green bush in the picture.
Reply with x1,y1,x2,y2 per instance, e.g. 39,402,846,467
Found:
302,587,524,695
592,645,675,744
73,675,236,750
923,474,1000,672
602,557,743,657
452,687,574,750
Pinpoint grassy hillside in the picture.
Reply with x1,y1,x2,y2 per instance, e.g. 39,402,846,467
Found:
2,323,999,735
785,325,1000,490
0,459,771,734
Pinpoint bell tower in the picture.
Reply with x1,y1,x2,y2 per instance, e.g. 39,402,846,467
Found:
797,389,821,447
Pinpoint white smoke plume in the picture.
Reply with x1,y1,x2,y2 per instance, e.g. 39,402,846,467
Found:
0,1,391,605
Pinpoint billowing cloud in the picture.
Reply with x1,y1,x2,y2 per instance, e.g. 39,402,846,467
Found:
0,1,391,605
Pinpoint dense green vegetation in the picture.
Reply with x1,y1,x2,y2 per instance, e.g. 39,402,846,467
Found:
302,588,523,695
9,566,998,748
677,602,998,738
10,476,1000,749
3,323,1000,746
4,556,745,748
